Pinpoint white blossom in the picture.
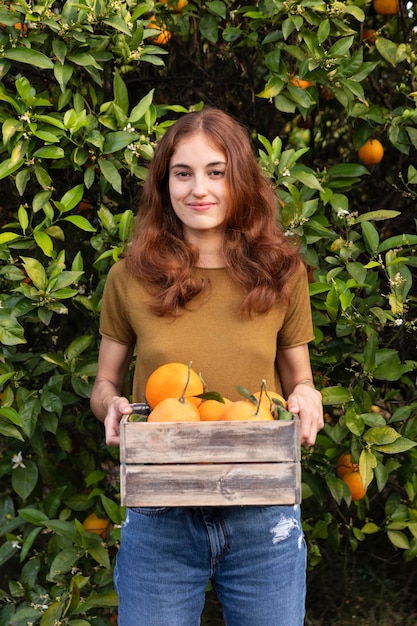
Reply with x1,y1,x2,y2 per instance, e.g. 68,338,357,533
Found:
337,208,349,219
11,451,26,469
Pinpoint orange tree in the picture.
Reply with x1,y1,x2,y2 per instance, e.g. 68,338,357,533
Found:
0,0,416,623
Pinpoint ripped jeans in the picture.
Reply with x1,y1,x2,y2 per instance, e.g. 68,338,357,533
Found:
114,505,306,626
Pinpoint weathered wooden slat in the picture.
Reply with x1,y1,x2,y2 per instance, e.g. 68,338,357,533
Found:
121,462,301,507
120,418,300,464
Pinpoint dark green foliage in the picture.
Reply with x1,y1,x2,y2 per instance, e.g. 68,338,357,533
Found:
0,0,416,623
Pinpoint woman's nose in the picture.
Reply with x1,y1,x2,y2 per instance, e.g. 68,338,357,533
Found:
191,174,208,196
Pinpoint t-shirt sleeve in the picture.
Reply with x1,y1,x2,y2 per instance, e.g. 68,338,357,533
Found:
99,260,136,345
277,262,314,349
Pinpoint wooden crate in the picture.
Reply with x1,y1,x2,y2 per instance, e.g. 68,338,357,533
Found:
120,404,301,507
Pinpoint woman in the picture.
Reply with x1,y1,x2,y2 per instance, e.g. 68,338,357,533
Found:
90,108,323,626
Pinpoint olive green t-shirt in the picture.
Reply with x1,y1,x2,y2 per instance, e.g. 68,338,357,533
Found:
99,259,314,402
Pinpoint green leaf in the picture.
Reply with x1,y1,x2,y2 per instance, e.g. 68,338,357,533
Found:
345,412,365,436
374,437,417,454
387,530,410,550
34,231,54,258
4,48,54,70
195,391,226,402
354,210,400,224
32,146,65,159
361,522,379,534
0,420,24,441
374,360,413,381
325,285,339,321
309,283,331,295
345,4,365,21
129,90,155,124
98,158,122,194
20,257,47,290
359,449,377,489
199,13,219,43
103,15,132,36
20,526,42,562
363,426,400,445
408,164,417,184
66,335,93,360
43,520,79,542
103,131,139,154
206,0,227,19
86,539,111,569
361,221,379,253
100,494,125,525
378,234,417,252
375,37,402,67
0,314,25,346
320,386,350,405
114,69,129,113
81,590,118,611
66,52,102,70
317,19,330,44
118,209,134,242
291,168,323,191
327,163,369,179
63,215,96,232
328,36,354,58
59,184,85,212
0,157,25,180
12,459,39,500
0,231,20,244
50,271,83,292
49,547,82,580
18,508,49,525
325,474,345,505
3,118,23,145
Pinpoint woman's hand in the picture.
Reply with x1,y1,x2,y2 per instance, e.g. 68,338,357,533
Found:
104,396,133,447
287,381,324,446
277,344,324,447
90,337,134,446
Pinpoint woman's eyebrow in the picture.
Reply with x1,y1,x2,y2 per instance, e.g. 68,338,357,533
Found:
170,160,227,170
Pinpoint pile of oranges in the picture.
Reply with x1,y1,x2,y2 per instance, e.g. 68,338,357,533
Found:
141,362,289,423
336,452,367,501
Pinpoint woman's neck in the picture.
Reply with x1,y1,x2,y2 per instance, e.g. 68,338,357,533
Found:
185,230,226,268
196,249,226,268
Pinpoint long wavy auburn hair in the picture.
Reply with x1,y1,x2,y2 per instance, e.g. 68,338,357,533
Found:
124,108,301,317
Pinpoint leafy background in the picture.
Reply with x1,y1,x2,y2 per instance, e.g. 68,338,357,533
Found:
0,0,416,624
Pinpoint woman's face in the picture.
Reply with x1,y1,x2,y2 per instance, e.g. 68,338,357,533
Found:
168,132,228,241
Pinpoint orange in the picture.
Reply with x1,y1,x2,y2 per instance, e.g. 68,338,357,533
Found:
145,362,204,409
83,513,112,538
147,397,200,422
373,0,399,15
252,389,288,412
321,86,335,101
148,17,172,45
358,139,384,165
336,453,359,478
362,29,377,44
290,75,314,89
220,400,274,421
160,0,188,11
342,471,367,501
198,398,232,421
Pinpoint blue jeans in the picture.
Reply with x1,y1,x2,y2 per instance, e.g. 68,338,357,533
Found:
114,505,306,626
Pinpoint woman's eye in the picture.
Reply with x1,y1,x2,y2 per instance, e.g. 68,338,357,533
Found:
210,170,225,177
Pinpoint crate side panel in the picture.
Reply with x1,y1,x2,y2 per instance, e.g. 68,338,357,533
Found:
121,420,299,464
121,462,300,507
